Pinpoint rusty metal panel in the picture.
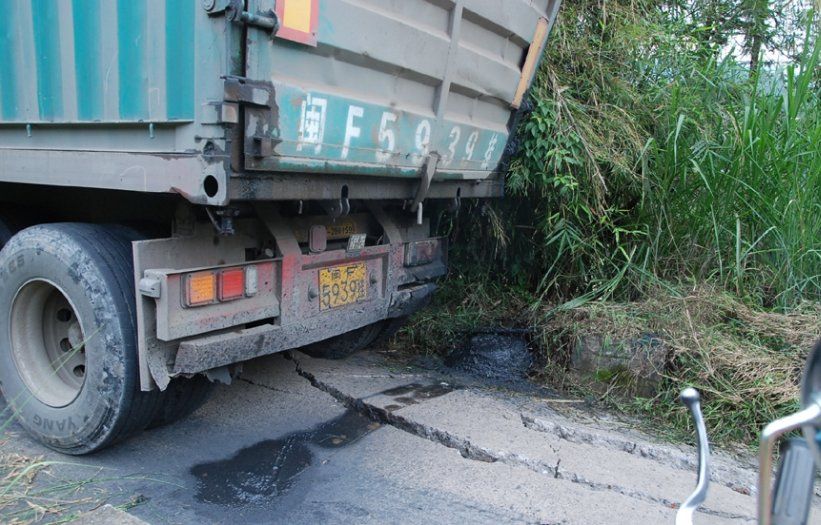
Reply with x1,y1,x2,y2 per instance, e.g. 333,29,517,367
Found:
0,149,228,206
133,223,259,390
244,0,561,180
173,258,443,375
289,213,374,242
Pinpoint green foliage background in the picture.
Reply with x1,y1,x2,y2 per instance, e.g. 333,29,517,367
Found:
448,1,820,311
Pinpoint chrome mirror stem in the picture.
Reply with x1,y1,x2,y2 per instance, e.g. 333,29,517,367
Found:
676,388,711,525
758,402,821,525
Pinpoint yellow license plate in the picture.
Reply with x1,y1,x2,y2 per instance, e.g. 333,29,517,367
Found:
318,263,368,311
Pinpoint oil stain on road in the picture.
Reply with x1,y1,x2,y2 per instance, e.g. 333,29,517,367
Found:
191,381,458,507
380,382,455,411
191,409,380,506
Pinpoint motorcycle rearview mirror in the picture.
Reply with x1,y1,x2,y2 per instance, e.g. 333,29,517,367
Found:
800,339,821,467
676,387,711,525
758,339,821,525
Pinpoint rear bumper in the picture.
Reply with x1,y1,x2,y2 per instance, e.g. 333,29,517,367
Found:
229,173,504,201
173,281,437,373
147,239,445,376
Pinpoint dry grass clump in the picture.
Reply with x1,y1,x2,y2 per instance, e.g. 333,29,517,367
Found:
0,452,83,524
0,448,124,524
535,287,820,445
398,278,819,446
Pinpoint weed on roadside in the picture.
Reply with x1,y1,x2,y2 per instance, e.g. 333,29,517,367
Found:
399,280,820,449
537,287,820,445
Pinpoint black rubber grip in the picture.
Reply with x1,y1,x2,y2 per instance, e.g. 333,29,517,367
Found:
772,437,815,525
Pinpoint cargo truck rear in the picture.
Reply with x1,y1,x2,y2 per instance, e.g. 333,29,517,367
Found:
0,0,560,453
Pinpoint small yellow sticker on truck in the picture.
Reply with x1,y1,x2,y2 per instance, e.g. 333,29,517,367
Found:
276,0,319,46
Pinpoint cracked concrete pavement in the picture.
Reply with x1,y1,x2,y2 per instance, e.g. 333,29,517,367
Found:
1,349,818,524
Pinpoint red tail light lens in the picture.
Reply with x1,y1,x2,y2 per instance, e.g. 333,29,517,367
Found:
219,268,245,301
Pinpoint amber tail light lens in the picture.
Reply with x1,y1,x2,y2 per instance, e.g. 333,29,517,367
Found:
184,271,217,307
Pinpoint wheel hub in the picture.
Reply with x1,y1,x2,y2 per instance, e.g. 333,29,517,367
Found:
10,280,87,408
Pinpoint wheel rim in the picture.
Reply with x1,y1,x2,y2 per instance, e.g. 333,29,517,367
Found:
10,279,87,408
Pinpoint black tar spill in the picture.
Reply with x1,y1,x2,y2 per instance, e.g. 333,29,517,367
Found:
191,381,457,507
191,409,378,506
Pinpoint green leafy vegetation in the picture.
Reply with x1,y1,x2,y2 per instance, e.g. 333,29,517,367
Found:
483,1,821,308
416,1,820,447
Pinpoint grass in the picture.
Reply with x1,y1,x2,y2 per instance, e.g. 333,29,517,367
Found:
412,4,820,448
0,452,99,524
639,41,821,309
0,335,161,524
397,279,820,448
397,275,536,355
484,5,821,310
536,287,820,445
0,442,168,525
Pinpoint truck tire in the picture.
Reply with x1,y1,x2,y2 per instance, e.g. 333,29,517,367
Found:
300,321,387,359
300,317,407,360
371,316,407,346
0,213,19,249
0,223,161,454
147,375,213,429
99,227,214,431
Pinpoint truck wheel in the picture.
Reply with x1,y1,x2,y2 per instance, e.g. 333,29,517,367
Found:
147,375,213,429
97,227,214,430
371,316,408,346
0,224,160,454
300,317,408,360
300,321,388,360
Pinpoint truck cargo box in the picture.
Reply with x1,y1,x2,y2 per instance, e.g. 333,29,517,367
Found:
0,0,560,205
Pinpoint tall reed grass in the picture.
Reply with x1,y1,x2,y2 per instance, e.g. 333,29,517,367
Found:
643,39,820,308
465,7,821,310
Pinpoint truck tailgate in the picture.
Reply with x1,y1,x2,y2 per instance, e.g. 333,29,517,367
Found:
243,0,560,180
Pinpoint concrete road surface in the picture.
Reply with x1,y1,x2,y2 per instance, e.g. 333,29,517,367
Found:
1,349,817,524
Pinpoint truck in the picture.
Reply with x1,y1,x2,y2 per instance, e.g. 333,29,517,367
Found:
0,0,560,454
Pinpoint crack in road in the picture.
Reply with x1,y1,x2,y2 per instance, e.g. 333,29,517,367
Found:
521,413,757,495
286,353,755,523
238,377,288,393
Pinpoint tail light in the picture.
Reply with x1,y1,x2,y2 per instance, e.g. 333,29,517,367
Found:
183,265,258,307
184,271,217,307
404,239,440,267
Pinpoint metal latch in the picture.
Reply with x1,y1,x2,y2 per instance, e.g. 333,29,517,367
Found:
235,9,279,33
409,153,439,225
203,0,280,34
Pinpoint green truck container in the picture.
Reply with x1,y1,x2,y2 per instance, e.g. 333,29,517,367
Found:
0,0,560,453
